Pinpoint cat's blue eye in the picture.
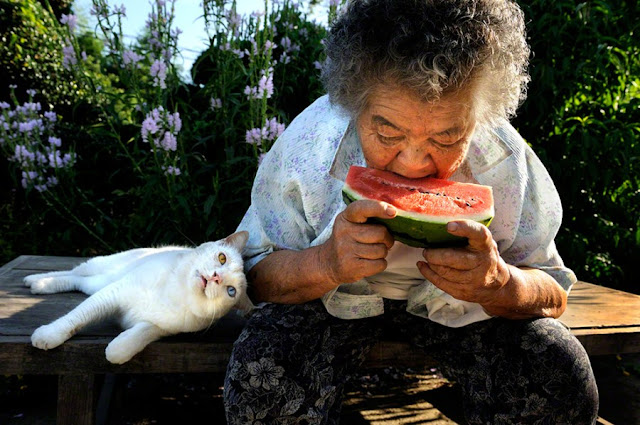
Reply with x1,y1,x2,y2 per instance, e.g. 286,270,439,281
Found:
226,286,236,297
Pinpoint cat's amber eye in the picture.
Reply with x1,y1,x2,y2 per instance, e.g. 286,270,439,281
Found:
218,253,226,265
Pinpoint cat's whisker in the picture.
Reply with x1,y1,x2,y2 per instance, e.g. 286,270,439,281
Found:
204,304,218,333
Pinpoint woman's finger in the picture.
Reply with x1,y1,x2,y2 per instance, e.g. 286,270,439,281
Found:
422,248,479,270
342,199,396,224
446,220,494,251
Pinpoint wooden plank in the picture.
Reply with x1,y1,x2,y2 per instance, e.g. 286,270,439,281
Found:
0,268,120,337
364,340,437,369
597,417,615,425
0,336,236,374
10,255,86,271
573,327,640,356
0,255,31,277
561,281,640,329
57,374,95,425
2,256,640,370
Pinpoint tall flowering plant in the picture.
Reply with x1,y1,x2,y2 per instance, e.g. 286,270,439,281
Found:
58,0,187,209
0,85,112,250
2,0,328,257
0,88,75,193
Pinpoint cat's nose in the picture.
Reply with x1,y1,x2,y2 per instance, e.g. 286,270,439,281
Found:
208,271,222,285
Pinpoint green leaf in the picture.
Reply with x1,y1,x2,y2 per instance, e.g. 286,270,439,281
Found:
203,195,215,216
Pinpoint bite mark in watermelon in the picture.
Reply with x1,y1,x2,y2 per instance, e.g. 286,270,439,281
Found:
342,166,494,248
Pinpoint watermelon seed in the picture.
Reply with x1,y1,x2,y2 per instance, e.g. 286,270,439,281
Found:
465,202,471,207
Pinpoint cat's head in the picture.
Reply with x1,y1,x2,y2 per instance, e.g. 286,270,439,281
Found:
185,231,252,319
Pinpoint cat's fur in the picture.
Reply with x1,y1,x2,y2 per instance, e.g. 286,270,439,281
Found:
24,231,251,364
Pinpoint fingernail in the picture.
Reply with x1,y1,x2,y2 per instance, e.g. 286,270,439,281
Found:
447,222,458,232
386,205,396,216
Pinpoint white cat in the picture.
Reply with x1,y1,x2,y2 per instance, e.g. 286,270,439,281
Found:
24,231,252,364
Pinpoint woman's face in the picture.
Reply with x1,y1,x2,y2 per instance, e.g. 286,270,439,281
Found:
356,86,476,179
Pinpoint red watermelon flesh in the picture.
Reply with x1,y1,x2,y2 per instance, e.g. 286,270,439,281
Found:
342,166,494,247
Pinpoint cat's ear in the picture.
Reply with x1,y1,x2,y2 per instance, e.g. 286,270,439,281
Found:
224,231,249,251
224,230,249,252
233,292,254,314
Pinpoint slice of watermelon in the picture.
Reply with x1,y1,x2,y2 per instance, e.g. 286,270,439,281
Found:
342,166,494,248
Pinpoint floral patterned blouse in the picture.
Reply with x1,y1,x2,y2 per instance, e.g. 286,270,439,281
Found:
237,95,576,327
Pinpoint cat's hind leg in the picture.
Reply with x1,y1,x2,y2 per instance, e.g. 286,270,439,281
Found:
105,322,168,364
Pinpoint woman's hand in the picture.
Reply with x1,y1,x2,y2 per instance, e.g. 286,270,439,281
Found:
417,220,511,306
319,199,396,285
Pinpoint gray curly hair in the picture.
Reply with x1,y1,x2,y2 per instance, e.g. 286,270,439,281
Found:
321,0,531,125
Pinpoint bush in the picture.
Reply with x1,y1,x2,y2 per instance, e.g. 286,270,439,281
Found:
514,0,640,292
0,0,328,262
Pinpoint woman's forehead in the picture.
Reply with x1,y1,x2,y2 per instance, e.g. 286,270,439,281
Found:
362,87,475,136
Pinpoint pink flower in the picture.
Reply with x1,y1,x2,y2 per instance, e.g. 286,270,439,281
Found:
48,136,62,147
150,59,168,89
113,4,126,16
141,116,159,142
60,14,78,32
62,42,77,70
244,73,274,100
210,98,222,110
159,131,177,151
140,107,180,151
162,165,181,176
244,118,286,146
122,50,144,68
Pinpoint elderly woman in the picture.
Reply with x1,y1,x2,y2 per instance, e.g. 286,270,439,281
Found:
224,0,599,423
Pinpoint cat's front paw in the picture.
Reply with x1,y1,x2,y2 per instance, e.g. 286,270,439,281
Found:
28,277,60,294
31,324,67,350
23,273,45,288
105,341,138,364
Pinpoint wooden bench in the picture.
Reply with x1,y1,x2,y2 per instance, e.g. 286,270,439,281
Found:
2,255,640,425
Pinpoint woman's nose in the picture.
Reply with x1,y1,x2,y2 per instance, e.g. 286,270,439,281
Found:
395,147,433,178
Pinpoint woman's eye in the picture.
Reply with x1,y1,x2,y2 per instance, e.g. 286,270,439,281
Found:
226,286,236,297
218,253,226,265
431,138,465,148
377,134,403,145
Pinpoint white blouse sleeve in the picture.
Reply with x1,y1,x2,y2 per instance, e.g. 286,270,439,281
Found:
236,137,316,274
483,124,577,292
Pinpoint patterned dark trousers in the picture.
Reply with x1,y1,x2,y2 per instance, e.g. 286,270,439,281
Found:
224,299,598,424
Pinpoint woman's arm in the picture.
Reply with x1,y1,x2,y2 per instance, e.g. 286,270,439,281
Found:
481,265,567,319
248,246,335,304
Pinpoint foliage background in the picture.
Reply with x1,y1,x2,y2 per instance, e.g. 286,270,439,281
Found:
0,0,638,294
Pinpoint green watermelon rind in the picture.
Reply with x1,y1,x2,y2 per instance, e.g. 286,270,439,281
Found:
341,188,494,249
